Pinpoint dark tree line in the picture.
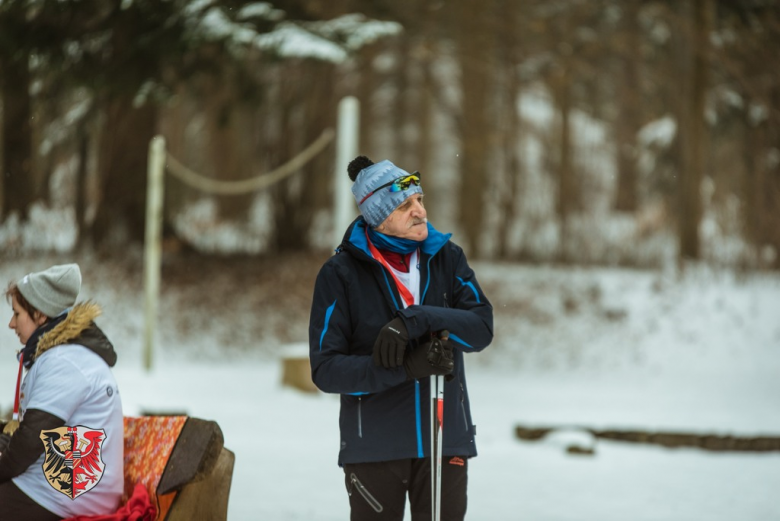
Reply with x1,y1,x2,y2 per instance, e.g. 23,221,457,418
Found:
1,0,778,268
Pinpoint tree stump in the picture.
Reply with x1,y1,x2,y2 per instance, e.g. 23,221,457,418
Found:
280,343,318,393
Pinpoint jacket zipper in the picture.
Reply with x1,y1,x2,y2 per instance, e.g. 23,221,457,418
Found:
459,379,468,427
358,396,363,438
349,473,383,513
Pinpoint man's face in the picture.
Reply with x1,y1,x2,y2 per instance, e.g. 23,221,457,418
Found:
376,194,428,241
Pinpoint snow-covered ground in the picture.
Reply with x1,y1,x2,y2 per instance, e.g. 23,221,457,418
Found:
2,253,779,520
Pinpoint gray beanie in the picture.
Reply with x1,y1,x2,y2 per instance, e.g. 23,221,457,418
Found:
351,160,423,227
17,263,81,318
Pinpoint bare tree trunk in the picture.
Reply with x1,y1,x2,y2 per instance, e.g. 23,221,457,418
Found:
404,1,440,222
157,84,190,231
742,96,762,250
496,1,522,259
203,66,256,221
416,39,436,218
455,0,494,256
677,0,712,262
764,87,780,269
89,6,161,248
297,62,336,250
91,95,157,246
272,61,336,252
271,64,300,251
357,42,379,159
613,1,641,212
395,36,414,168
745,87,780,269
1,54,35,219
74,126,89,248
554,65,574,263
496,88,521,260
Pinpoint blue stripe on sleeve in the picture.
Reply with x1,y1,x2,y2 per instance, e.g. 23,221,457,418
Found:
319,300,337,351
449,333,473,349
456,276,480,303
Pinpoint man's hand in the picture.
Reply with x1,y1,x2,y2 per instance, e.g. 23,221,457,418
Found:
373,317,409,368
426,330,453,372
403,332,454,380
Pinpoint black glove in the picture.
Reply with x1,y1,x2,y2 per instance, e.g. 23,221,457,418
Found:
426,331,454,373
373,317,409,368
403,333,454,380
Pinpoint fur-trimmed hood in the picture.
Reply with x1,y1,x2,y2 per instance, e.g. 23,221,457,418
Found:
33,301,117,367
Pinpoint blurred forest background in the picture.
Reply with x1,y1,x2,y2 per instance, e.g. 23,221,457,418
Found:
0,0,778,269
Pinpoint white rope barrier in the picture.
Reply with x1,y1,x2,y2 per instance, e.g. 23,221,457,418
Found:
143,103,357,372
165,127,335,195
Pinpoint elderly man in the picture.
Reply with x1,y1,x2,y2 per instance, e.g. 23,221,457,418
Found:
309,156,493,521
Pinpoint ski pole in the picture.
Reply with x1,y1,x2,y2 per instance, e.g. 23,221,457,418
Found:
431,373,444,521
430,330,448,521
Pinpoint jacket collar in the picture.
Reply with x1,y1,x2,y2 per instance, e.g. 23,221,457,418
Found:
343,216,451,259
21,302,117,368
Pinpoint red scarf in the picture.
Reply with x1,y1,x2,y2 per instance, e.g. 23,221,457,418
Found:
365,229,416,308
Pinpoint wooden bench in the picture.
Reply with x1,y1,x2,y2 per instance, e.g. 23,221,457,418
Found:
68,416,234,521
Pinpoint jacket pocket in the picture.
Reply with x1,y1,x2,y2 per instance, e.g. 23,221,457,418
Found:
457,378,472,435
348,473,383,513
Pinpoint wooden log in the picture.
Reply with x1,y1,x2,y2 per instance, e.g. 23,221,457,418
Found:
515,426,553,441
515,424,780,452
159,418,225,494
166,447,235,521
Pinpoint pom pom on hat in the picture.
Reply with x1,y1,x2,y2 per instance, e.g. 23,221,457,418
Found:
348,155,374,182
17,263,81,318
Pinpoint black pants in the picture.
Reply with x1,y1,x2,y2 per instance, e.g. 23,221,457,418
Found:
0,481,61,521
344,457,468,521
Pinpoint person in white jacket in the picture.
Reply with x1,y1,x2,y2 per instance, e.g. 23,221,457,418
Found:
1,264,123,521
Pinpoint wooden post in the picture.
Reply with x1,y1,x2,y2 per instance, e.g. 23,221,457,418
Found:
333,97,360,247
143,136,166,371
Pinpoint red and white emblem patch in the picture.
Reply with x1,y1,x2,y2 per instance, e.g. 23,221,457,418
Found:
39,426,107,499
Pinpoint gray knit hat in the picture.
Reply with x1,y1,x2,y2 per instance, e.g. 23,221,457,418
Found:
351,160,423,227
17,264,81,318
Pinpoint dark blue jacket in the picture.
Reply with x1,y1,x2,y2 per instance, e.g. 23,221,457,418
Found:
309,217,493,466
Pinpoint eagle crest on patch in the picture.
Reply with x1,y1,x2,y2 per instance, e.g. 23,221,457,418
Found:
39,426,107,499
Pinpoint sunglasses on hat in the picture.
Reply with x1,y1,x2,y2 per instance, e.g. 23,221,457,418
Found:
359,173,421,205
